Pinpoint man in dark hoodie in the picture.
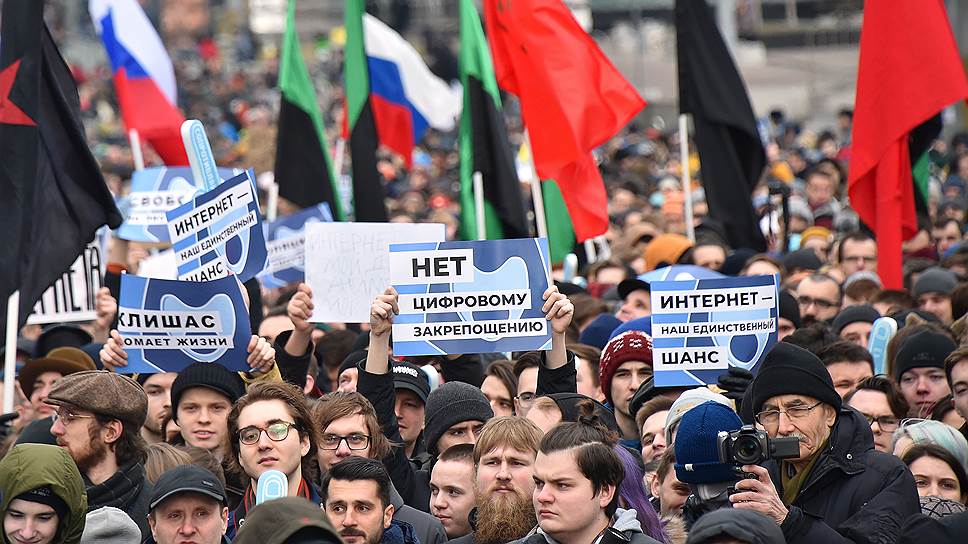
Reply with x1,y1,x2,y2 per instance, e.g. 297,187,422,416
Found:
323,457,418,544
736,342,920,543
685,509,785,544
45,370,153,539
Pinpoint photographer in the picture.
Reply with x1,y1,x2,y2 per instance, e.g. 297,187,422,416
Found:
739,342,919,543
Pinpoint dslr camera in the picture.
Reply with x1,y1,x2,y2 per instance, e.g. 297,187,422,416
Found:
717,425,800,466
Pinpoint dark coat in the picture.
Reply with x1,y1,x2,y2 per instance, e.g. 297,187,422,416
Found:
765,407,920,544
85,460,153,540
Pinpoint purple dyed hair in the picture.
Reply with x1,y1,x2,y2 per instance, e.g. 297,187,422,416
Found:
614,444,667,543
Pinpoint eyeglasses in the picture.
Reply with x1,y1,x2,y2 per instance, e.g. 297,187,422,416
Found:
755,401,823,427
238,422,300,445
320,433,370,450
51,408,95,426
516,392,536,406
861,414,899,432
797,296,838,310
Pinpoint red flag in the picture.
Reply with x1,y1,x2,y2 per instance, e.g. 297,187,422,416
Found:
848,0,968,289
484,0,644,242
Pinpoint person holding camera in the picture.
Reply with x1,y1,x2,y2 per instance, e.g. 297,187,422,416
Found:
738,342,920,543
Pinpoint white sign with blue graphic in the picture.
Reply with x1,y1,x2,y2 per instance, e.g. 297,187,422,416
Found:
259,204,333,289
389,238,553,356
166,172,268,282
650,274,779,387
117,167,244,243
117,274,251,373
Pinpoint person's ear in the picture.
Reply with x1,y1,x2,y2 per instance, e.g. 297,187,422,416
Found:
824,405,837,428
300,432,311,457
220,507,229,532
599,484,616,510
102,419,123,444
383,504,395,529
304,374,316,396
648,474,660,498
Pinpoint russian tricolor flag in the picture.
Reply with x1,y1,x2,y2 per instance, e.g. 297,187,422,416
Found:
89,0,188,165
360,14,460,164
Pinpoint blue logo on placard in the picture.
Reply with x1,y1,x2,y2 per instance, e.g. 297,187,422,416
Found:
159,292,235,362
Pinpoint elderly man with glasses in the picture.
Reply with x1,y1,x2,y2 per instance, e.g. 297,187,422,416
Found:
732,343,919,544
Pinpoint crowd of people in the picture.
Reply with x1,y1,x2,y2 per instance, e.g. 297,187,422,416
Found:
7,4,968,544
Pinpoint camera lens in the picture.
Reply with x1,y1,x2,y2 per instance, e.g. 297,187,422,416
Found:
732,435,762,465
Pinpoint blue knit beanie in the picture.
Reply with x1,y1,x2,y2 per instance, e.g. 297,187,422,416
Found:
674,401,743,484
579,314,622,349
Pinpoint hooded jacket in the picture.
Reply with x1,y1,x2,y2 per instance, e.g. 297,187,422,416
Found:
764,407,920,544
508,508,662,544
0,444,87,544
232,496,342,544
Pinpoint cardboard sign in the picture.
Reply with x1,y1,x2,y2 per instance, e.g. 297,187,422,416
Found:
27,241,105,325
389,238,552,356
166,172,268,282
116,167,244,243
259,204,333,289
650,274,779,387
304,222,446,323
117,274,251,373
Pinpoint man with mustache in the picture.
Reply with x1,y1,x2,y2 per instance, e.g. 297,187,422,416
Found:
449,416,544,544
324,457,418,544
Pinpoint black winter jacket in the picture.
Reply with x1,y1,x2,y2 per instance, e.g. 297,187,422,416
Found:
765,407,920,544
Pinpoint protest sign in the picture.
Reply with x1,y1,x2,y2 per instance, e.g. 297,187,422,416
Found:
27,241,105,325
166,171,268,282
304,223,446,323
259,203,333,289
137,249,178,280
116,166,244,243
389,238,552,356
117,274,251,373
650,274,779,386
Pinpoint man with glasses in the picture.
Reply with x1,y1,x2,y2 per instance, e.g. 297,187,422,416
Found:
838,232,878,277
45,370,153,538
734,343,919,543
795,274,842,326
844,376,910,452
312,392,447,544
226,381,321,538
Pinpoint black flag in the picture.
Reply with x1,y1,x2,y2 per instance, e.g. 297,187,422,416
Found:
676,0,766,251
0,0,123,335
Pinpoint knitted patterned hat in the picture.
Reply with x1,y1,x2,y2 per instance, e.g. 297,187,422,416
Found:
599,330,653,404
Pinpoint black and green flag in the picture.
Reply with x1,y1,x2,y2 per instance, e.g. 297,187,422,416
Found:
457,0,529,241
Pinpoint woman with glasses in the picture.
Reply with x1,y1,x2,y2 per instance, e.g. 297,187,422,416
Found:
902,444,968,505
844,375,909,453
892,419,968,475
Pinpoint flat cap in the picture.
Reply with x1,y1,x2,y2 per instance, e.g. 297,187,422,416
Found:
46,370,147,428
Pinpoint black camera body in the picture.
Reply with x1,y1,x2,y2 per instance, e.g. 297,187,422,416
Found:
717,425,800,466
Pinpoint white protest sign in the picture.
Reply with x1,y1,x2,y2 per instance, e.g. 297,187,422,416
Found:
28,242,104,325
137,249,178,280
304,223,446,323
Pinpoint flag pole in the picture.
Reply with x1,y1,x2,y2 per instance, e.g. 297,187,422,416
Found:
3,291,19,414
584,239,598,263
267,182,279,222
128,129,145,171
333,138,346,180
524,131,548,238
679,114,696,242
473,171,486,241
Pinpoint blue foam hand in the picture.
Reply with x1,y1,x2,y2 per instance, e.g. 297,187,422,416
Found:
159,292,235,362
869,317,898,376
256,470,288,505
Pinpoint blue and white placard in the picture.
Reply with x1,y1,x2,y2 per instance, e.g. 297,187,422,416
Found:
650,274,779,386
259,203,333,289
389,238,552,356
166,172,268,282
117,274,251,373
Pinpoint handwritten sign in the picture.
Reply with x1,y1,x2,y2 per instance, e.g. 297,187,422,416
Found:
304,223,446,323
389,238,552,356
650,274,779,386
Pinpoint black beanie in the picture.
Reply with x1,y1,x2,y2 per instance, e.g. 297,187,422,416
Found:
893,330,957,381
16,486,69,520
749,342,841,415
170,362,245,423
831,305,881,335
778,291,801,329
338,351,368,378
423,381,493,456
546,393,619,432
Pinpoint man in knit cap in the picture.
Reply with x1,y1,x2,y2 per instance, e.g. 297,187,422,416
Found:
599,329,653,448
45,370,154,538
736,342,919,543
913,267,958,324
830,304,880,349
893,328,956,417
361,284,574,512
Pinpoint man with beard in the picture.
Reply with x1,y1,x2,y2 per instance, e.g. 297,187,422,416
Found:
449,416,544,544
323,457,418,544
796,274,841,326
45,370,153,539
137,372,177,444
